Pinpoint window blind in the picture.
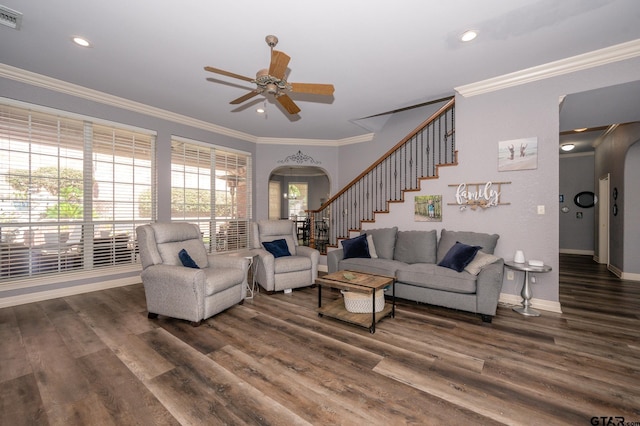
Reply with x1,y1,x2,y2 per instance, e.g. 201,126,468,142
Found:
170,138,251,253
0,103,155,281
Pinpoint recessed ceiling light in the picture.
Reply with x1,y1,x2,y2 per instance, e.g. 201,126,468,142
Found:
460,30,478,42
72,36,92,47
256,107,265,114
573,128,587,132
561,144,575,152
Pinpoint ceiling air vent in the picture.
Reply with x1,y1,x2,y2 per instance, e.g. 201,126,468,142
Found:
0,5,22,30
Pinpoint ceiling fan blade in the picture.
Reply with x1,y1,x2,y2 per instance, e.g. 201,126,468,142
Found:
230,91,260,105
276,94,301,115
290,82,335,96
204,66,254,82
269,50,290,80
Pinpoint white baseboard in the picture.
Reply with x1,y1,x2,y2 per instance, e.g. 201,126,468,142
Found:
318,264,328,273
559,248,594,256
0,276,141,308
499,293,563,314
621,271,640,281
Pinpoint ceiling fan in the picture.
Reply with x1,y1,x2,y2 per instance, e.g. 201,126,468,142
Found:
204,35,334,115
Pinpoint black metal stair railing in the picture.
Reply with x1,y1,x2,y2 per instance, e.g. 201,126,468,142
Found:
309,98,456,253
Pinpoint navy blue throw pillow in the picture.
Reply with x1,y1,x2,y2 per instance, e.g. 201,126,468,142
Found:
262,239,291,258
438,241,481,272
179,248,200,269
342,234,371,260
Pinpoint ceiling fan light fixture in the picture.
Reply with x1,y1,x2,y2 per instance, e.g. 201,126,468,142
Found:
460,30,478,42
561,143,575,152
266,82,278,95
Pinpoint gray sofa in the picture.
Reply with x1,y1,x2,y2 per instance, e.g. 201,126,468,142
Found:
327,227,504,322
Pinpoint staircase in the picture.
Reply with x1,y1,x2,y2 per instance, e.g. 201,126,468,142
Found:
308,98,456,252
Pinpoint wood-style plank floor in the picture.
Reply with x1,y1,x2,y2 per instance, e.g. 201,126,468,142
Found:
1,254,639,425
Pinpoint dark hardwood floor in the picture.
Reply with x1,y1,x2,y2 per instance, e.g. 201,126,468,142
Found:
1,254,639,425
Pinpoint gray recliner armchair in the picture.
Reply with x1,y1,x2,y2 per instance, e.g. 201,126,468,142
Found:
136,222,249,326
251,220,320,292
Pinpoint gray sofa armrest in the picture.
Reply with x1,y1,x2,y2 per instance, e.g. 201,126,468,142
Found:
327,248,344,273
140,264,206,322
207,253,250,272
475,259,505,316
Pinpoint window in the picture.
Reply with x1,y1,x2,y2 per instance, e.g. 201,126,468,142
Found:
0,103,155,281
287,182,308,219
170,138,251,252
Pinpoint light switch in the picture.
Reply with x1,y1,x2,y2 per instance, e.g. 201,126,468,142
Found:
537,205,545,215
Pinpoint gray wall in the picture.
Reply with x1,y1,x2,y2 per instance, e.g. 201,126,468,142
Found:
594,122,640,275
624,140,640,275
337,55,640,305
559,154,595,254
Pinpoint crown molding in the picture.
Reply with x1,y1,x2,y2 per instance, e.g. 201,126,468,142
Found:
256,132,374,146
1,63,374,146
456,39,640,97
0,63,260,142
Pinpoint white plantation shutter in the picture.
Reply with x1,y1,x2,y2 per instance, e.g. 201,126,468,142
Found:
0,103,155,282
171,138,251,253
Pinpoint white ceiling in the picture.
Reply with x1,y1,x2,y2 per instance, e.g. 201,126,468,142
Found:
1,0,639,143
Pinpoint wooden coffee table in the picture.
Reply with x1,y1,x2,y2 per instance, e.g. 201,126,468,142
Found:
316,270,395,333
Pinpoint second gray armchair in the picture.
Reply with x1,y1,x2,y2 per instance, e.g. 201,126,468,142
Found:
251,220,320,293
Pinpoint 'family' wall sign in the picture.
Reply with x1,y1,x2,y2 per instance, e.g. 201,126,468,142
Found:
447,181,511,211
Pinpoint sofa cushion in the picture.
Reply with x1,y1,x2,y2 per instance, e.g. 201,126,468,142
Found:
396,263,477,294
338,257,403,278
437,229,499,263
438,241,481,272
274,255,312,274
360,227,397,260
341,234,370,259
179,248,200,269
393,230,437,264
203,267,244,295
262,238,291,258
465,251,501,275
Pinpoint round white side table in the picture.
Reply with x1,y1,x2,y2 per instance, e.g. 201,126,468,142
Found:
504,260,552,317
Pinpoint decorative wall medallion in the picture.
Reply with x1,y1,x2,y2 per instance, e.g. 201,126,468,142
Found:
277,150,321,164
613,187,618,200
613,203,618,216
447,181,511,211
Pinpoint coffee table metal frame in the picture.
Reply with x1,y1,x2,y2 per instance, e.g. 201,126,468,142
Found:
315,270,395,333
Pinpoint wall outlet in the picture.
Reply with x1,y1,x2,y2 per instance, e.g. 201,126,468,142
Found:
507,270,514,280
537,205,545,215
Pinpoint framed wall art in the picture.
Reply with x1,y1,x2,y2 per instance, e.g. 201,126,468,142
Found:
415,195,442,222
498,137,538,171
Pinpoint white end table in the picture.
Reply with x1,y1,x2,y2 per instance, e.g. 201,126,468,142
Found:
504,260,552,317
229,250,259,299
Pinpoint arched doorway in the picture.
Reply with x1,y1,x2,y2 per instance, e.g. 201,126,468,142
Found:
268,166,330,219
